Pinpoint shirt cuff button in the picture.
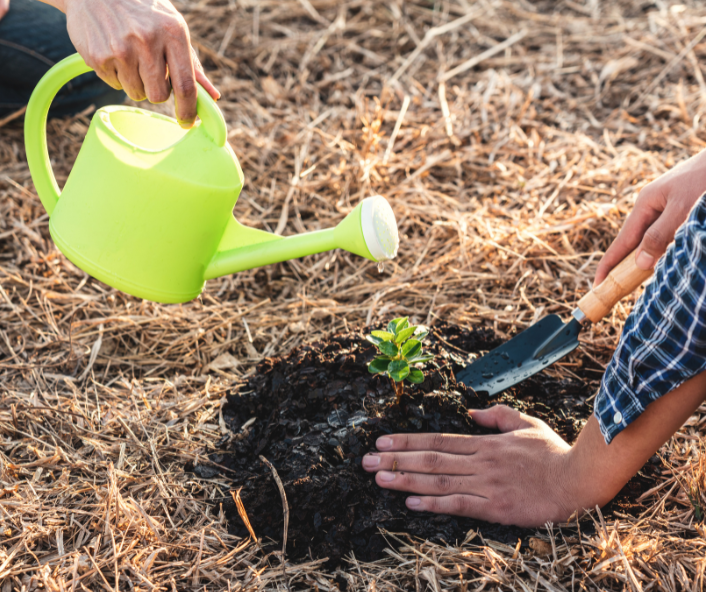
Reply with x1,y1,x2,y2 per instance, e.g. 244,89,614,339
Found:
613,411,623,424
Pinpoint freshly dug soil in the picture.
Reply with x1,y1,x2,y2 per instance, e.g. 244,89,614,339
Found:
212,323,658,565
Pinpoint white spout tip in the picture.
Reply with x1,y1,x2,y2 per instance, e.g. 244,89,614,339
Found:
361,195,399,261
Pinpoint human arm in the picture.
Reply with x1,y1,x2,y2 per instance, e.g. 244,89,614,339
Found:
0,0,9,20
362,370,706,526
38,0,220,128
595,149,706,285
364,196,706,525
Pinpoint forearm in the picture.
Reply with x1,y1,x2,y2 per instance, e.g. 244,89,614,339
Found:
566,370,706,510
37,0,66,11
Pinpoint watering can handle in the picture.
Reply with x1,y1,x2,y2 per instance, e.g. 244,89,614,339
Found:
25,53,227,216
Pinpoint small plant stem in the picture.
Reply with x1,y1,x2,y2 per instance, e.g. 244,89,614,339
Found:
390,378,403,404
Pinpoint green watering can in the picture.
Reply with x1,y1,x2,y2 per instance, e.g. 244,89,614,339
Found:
24,54,399,303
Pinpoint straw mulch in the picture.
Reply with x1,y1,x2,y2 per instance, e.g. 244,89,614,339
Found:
1,0,706,589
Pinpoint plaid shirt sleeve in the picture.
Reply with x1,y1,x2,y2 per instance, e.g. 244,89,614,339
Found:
595,194,706,444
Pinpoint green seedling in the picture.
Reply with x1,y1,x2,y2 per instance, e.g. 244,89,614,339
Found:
366,317,434,404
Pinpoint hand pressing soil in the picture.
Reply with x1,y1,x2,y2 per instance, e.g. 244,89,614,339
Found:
209,323,658,565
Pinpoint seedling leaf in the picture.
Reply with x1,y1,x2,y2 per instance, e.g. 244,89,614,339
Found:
414,330,429,342
368,358,391,374
366,335,384,346
378,341,399,357
407,369,424,383
408,354,434,364
394,326,416,343
395,317,409,334
371,330,394,341
388,360,410,381
401,339,421,359
388,317,409,334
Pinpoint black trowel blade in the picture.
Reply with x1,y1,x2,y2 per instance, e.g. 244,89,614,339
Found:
456,315,582,396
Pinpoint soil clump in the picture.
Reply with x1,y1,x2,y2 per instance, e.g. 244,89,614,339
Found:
212,323,658,565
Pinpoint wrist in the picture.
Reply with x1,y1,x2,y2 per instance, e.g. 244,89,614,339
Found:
550,445,587,519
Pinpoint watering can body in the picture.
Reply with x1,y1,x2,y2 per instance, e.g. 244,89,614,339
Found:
25,55,398,303
52,105,245,302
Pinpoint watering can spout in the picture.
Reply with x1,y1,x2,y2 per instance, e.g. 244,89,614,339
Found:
205,195,399,280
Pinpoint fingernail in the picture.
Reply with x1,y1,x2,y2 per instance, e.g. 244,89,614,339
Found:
178,119,196,129
636,251,655,270
362,454,380,468
406,497,421,508
378,471,396,482
377,437,393,450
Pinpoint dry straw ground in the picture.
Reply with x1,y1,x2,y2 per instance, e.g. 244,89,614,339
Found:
1,0,706,589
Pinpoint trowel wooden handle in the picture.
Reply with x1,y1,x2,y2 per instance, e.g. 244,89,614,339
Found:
577,250,653,323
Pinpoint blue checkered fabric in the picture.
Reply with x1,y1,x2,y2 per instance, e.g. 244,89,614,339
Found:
595,194,706,444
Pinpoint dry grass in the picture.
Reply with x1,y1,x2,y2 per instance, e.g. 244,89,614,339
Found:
1,0,706,588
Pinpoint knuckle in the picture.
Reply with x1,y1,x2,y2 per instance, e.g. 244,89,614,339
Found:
490,405,505,416
164,15,188,38
82,54,101,70
140,25,159,44
642,225,668,250
430,433,447,451
175,76,197,99
493,404,515,421
635,184,655,203
433,474,452,494
89,52,114,70
148,86,171,104
637,179,662,200
421,452,443,472
109,43,131,64
126,27,148,46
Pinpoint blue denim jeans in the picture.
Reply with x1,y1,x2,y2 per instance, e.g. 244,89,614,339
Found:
0,0,125,117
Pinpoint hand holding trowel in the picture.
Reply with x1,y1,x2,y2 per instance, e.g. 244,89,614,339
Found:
457,250,654,395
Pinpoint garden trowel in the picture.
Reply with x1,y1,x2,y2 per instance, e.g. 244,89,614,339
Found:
457,251,653,395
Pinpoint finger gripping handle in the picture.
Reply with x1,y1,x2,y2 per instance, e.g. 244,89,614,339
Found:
577,250,654,323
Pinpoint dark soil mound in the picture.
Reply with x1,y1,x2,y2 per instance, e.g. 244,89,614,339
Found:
213,323,657,565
